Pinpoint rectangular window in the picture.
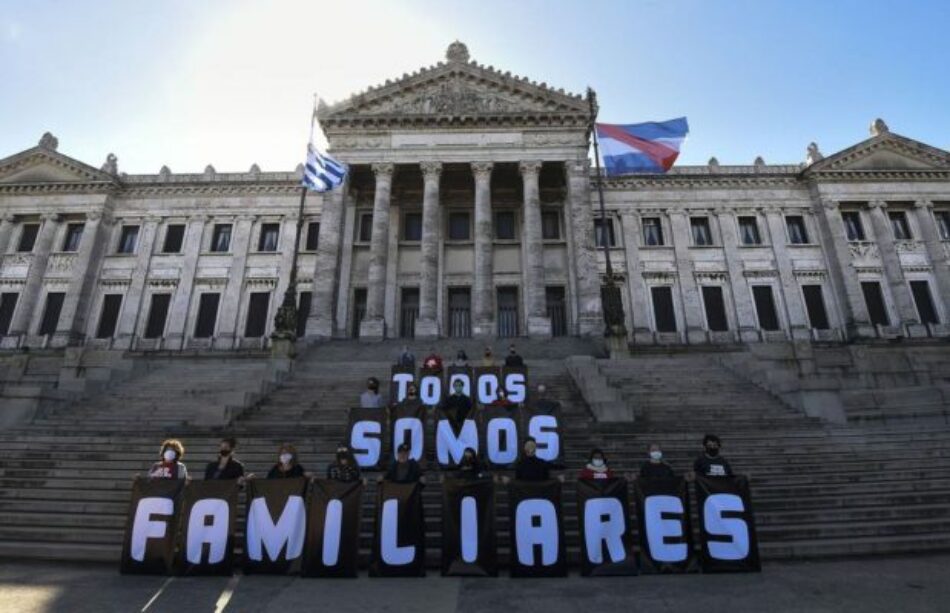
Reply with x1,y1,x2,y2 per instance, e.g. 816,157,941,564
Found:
17,224,39,252
594,218,616,247
258,223,280,252
690,217,712,246
541,210,561,240
802,285,830,330
62,223,84,252
937,211,950,241
351,288,367,338
0,293,18,336
194,293,220,338
496,286,519,337
737,216,761,245
144,293,171,339
305,222,320,251
403,212,422,241
910,280,939,325
38,292,65,336
296,291,312,338
95,294,122,339
702,286,729,331
861,282,889,327
494,211,515,240
651,286,677,332
448,212,470,240
244,292,270,337
546,286,567,337
889,211,912,240
786,216,809,244
642,217,664,246
117,225,139,254
400,287,419,338
210,224,232,252
162,224,185,253
841,212,865,241
358,213,373,243
752,286,780,331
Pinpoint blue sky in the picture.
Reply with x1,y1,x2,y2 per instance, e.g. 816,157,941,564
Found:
2,0,948,173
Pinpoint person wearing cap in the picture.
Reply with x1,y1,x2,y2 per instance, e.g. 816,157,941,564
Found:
327,445,362,482
384,443,424,484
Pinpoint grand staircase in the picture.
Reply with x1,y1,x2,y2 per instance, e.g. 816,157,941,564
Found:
0,341,948,564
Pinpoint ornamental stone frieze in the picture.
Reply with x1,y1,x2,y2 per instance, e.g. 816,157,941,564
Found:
848,241,880,260
895,239,925,254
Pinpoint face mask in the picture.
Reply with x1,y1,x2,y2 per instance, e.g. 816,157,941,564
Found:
706,447,719,457
219,449,231,457
163,449,176,462
591,458,605,468
649,451,663,461
279,453,293,465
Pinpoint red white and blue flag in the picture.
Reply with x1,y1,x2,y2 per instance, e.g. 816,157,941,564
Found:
595,118,689,175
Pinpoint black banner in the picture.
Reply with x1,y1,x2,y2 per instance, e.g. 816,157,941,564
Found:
478,405,521,469
576,478,637,576
348,407,385,470
244,478,308,574
120,477,183,575
390,365,415,404
435,412,479,468
441,478,497,576
633,477,697,574
303,480,364,578
521,403,562,466
390,402,426,463
694,476,761,573
507,479,566,578
370,481,426,577
176,480,239,576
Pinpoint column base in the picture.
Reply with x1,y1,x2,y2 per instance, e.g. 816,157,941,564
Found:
414,317,439,340
789,325,813,341
472,320,495,339
905,323,930,338
0,336,21,350
846,322,878,340
164,334,187,351
212,335,238,351
632,327,654,345
738,327,761,343
359,317,386,342
576,313,602,337
526,315,552,338
111,335,134,351
686,327,708,344
605,333,630,359
305,316,334,340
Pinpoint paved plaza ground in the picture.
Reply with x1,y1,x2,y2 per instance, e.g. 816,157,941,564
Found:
0,554,946,613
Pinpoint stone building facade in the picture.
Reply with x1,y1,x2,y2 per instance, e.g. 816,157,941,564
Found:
0,43,949,350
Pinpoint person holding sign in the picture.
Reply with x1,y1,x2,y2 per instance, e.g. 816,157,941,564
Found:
578,448,615,480
489,387,516,412
266,443,307,479
690,434,734,479
441,379,473,429
327,445,362,483
513,438,558,482
147,439,188,480
204,437,245,482
640,443,677,481
384,443,424,484
454,448,490,481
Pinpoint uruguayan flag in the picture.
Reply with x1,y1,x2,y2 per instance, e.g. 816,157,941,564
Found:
302,143,346,192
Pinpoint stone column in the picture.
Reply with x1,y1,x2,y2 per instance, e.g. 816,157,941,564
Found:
307,186,346,339
715,208,759,341
566,160,603,336
913,199,950,325
272,213,300,334
359,163,394,341
415,161,442,339
471,161,495,338
0,213,16,255
52,210,105,347
619,211,652,343
762,207,810,339
667,209,705,342
815,200,874,338
166,215,207,349
8,213,60,338
334,191,357,337
214,214,255,348
114,216,160,349
519,160,551,337
867,199,923,335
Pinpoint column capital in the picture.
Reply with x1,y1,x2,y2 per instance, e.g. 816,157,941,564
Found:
85,210,103,222
471,161,493,180
420,161,442,180
518,160,543,176
39,212,61,223
236,213,257,223
144,215,162,225
372,162,394,180
820,199,839,211
914,198,933,210
188,214,210,223
868,199,887,210
1,213,15,223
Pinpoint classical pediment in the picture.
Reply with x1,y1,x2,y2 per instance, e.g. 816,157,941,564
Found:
0,136,117,185
803,127,950,177
319,42,589,129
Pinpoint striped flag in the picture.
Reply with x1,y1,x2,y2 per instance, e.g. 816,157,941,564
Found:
595,118,689,175
302,143,346,192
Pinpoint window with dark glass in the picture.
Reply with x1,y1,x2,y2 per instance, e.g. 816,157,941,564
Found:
62,223,84,252
194,293,220,338
690,217,712,246
258,223,279,252
210,224,232,252
702,286,729,331
117,225,139,254
244,292,270,337
937,211,950,241
802,285,830,330
95,294,122,339
651,286,677,332
162,224,185,253
889,211,912,240
495,211,515,240
0,293,18,336
38,292,65,336
738,216,761,245
296,291,312,338
594,218,616,247
786,216,809,244
17,224,39,252
861,282,889,327
541,210,560,240
752,285,780,331
144,294,171,339
642,217,664,246
841,211,865,241
910,280,939,325
305,222,320,251
403,212,422,241
448,212,470,240
358,213,373,242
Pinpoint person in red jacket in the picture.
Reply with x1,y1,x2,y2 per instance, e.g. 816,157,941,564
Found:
578,448,615,480
422,348,444,373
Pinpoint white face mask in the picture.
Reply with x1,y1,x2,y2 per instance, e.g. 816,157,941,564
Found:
163,449,177,462
279,453,293,465
591,458,605,468
650,450,663,461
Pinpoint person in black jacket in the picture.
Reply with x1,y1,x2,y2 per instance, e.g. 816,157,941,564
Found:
690,434,734,479
384,443,424,484
266,443,307,479
204,437,245,482
504,344,524,367
513,437,551,481
639,442,677,481
441,379,473,428
455,448,489,481
327,445,361,483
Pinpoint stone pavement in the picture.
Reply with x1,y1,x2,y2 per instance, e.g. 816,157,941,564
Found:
0,554,946,613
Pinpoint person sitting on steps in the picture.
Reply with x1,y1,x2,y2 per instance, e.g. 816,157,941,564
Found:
505,437,564,483
204,436,245,482
504,344,524,367
382,443,425,484
639,442,677,481
327,445,362,483
423,347,444,373
147,439,188,480
396,345,415,369
265,443,308,479
452,349,469,367
360,377,382,409
578,448,615,480
689,434,733,480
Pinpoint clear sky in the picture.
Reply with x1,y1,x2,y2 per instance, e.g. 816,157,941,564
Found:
2,0,948,174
